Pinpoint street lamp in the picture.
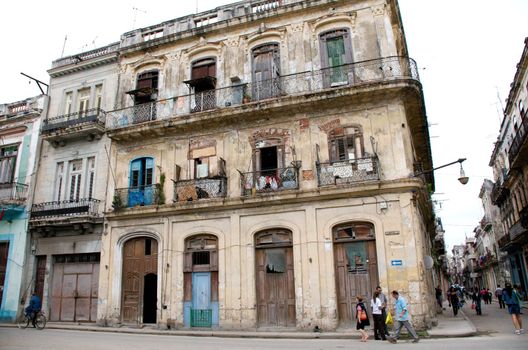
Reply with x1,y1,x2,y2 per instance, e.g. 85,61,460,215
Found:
414,158,468,185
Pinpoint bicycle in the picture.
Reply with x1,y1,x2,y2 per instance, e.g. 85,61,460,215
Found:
17,310,47,330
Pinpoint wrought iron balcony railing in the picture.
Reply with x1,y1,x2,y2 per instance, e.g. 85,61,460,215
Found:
106,56,419,130
0,182,29,202
509,111,528,165
174,177,227,202
42,108,106,133
113,184,161,209
316,157,380,187
30,198,100,219
240,166,299,196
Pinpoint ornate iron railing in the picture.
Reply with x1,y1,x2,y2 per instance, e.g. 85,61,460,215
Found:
173,177,227,202
316,157,380,187
0,182,28,202
106,56,420,130
113,184,161,209
190,308,212,327
240,166,299,196
30,198,100,219
42,108,105,133
508,110,528,165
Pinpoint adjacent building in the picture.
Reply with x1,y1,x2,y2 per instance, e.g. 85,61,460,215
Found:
23,44,118,322
489,37,528,296
0,95,46,321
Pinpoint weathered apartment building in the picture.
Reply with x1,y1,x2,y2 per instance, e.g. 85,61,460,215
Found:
489,37,528,295
23,0,437,330
0,95,46,321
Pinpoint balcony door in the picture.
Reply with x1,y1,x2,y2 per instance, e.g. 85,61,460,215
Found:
320,29,353,87
128,157,154,207
252,44,280,100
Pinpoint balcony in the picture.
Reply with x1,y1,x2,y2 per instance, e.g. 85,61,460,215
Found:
316,157,380,187
42,108,106,145
29,199,102,234
106,56,420,134
508,111,528,168
113,184,162,209
174,177,227,203
240,166,299,197
491,181,510,205
0,182,28,204
497,233,511,251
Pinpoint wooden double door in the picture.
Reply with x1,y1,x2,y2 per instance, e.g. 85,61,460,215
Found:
334,239,379,325
255,230,295,328
50,254,99,322
122,237,158,324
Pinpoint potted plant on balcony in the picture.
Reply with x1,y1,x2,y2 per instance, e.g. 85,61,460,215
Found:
242,92,251,104
112,194,123,210
156,172,166,205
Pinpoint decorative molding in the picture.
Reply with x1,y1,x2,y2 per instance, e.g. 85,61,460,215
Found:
189,138,217,151
249,128,291,146
309,12,357,40
371,4,386,17
318,119,341,133
290,22,304,33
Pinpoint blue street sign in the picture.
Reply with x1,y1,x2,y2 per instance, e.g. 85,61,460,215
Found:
391,260,403,266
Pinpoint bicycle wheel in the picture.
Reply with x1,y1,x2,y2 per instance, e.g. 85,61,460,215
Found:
35,314,46,330
17,315,30,329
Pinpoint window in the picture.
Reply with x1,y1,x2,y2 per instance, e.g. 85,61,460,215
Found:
187,58,216,111
328,126,364,162
87,157,95,199
194,158,209,178
252,44,280,100
77,88,90,116
69,160,83,201
0,145,18,183
56,162,64,201
133,71,159,105
319,29,353,85
95,85,103,110
64,92,73,115
130,157,154,188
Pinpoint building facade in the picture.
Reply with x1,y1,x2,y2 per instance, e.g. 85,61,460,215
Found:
489,37,528,297
95,0,436,330
0,95,46,321
23,44,118,322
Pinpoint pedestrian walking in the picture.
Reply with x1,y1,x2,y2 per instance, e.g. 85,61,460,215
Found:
503,283,524,335
481,288,489,304
495,285,505,309
387,290,419,344
355,296,370,342
447,287,459,316
435,285,443,310
376,286,390,336
371,290,386,341
487,288,492,303
471,288,482,315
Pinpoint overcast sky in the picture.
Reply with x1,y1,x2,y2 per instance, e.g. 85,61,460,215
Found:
1,1,527,250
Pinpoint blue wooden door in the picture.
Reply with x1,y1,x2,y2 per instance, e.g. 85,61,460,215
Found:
191,272,212,327
128,158,154,206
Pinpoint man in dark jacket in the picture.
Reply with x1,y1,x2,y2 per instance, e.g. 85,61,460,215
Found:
25,292,41,327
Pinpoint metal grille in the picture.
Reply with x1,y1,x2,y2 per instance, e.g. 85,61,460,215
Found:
30,198,100,219
173,177,227,202
42,108,105,133
192,251,210,265
316,157,380,186
0,182,28,202
240,166,299,196
190,309,212,327
106,56,420,130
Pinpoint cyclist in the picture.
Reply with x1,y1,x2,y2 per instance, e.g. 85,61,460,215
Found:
24,292,41,327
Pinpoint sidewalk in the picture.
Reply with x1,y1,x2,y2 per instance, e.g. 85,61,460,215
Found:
428,303,478,338
0,311,477,339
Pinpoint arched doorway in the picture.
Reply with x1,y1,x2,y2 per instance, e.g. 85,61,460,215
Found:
333,222,379,326
183,235,218,328
122,237,158,324
255,229,295,327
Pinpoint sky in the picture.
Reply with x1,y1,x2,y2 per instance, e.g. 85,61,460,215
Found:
1,0,527,250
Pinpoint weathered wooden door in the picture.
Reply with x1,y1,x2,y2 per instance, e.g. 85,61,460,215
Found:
50,254,99,322
34,256,47,301
255,230,295,328
122,237,158,324
333,223,378,326
252,44,280,100
0,242,8,306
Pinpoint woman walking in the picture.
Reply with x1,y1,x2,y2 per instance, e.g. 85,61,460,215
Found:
448,287,459,316
371,290,386,341
356,296,370,342
503,283,524,335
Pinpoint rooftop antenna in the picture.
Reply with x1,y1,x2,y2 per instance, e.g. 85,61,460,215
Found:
196,0,199,13
92,36,98,49
60,35,68,58
132,7,147,29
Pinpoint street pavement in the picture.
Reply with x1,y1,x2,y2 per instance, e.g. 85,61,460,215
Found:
1,299,526,350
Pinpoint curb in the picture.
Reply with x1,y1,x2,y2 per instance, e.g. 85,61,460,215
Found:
0,322,476,340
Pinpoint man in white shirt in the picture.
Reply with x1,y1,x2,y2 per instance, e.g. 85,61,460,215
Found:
376,286,390,336
371,291,387,340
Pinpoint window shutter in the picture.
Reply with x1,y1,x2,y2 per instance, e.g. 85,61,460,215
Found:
145,158,154,186
130,159,141,187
